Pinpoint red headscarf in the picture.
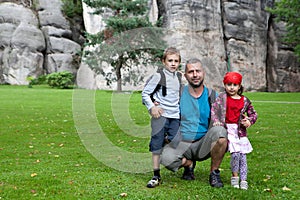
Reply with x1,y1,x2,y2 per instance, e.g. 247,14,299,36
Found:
223,72,242,85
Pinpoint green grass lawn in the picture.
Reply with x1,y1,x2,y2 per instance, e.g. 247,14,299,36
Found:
0,85,299,199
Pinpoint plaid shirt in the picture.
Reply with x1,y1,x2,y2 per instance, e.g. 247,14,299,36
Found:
210,92,258,137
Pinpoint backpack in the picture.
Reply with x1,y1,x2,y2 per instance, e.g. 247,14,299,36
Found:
144,68,182,103
207,88,217,127
207,88,217,106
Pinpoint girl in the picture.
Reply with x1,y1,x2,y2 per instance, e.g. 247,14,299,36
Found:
211,72,258,190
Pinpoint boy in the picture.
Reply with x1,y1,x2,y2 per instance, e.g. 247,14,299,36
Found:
142,47,182,188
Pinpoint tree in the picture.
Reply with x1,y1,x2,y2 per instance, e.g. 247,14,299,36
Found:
267,0,300,60
82,0,167,91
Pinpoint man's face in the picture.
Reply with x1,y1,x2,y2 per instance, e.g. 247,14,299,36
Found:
184,62,205,88
162,54,180,73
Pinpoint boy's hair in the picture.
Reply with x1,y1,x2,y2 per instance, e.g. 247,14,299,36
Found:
162,47,181,62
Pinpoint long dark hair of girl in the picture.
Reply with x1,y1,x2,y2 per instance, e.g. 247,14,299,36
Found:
238,85,244,96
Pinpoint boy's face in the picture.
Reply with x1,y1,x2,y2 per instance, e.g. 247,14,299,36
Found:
162,54,180,73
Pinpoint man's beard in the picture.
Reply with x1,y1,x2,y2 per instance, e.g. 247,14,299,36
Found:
189,79,204,88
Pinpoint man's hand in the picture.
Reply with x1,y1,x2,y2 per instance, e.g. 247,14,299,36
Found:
213,122,223,127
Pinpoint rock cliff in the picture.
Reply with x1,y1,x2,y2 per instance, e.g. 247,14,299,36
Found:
0,0,82,85
77,0,300,92
0,0,299,92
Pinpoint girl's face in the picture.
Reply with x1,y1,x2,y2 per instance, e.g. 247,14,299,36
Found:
224,83,241,97
162,54,180,73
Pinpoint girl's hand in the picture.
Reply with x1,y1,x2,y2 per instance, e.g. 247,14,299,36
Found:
241,114,251,128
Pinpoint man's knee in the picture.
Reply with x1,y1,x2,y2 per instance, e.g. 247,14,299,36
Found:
209,126,227,140
160,145,182,172
218,137,227,145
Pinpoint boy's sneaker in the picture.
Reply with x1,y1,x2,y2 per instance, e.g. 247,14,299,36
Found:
240,180,248,190
209,169,224,188
182,167,195,180
146,176,161,188
231,177,240,188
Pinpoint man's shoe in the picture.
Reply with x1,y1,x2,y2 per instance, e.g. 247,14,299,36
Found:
209,169,224,188
182,167,195,180
146,176,161,188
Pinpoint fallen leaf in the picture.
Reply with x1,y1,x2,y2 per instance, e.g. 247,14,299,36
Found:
263,175,271,181
120,192,127,197
263,188,272,192
31,173,37,177
282,186,291,191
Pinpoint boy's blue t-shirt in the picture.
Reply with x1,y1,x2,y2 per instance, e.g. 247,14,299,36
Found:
180,86,210,141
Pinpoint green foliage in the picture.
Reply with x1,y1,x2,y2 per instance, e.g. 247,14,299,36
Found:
106,16,152,31
46,71,75,89
267,0,300,59
83,0,148,16
0,86,299,199
83,0,167,91
27,75,47,88
61,0,83,18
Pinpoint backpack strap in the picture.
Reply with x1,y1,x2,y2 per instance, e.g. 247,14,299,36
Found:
148,68,164,102
149,69,182,102
208,88,217,107
208,88,217,128
176,71,183,97
159,69,167,96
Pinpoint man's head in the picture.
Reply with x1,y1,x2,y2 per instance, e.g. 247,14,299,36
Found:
162,47,181,73
184,58,205,88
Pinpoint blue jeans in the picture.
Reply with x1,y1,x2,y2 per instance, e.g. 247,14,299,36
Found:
149,116,180,154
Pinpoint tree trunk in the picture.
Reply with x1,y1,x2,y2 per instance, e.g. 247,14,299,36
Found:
116,59,122,92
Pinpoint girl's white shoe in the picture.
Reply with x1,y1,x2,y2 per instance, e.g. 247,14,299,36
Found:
240,180,248,190
231,177,240,188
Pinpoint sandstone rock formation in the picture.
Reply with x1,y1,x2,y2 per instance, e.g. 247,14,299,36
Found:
77,0,299,92
0,0,81,85
0,0,299,92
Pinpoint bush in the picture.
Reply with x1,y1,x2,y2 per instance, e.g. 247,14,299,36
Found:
62,0,83,18
46,71,75,89
27,75,48,87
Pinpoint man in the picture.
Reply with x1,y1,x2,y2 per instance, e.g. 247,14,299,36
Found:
160,58,228,188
